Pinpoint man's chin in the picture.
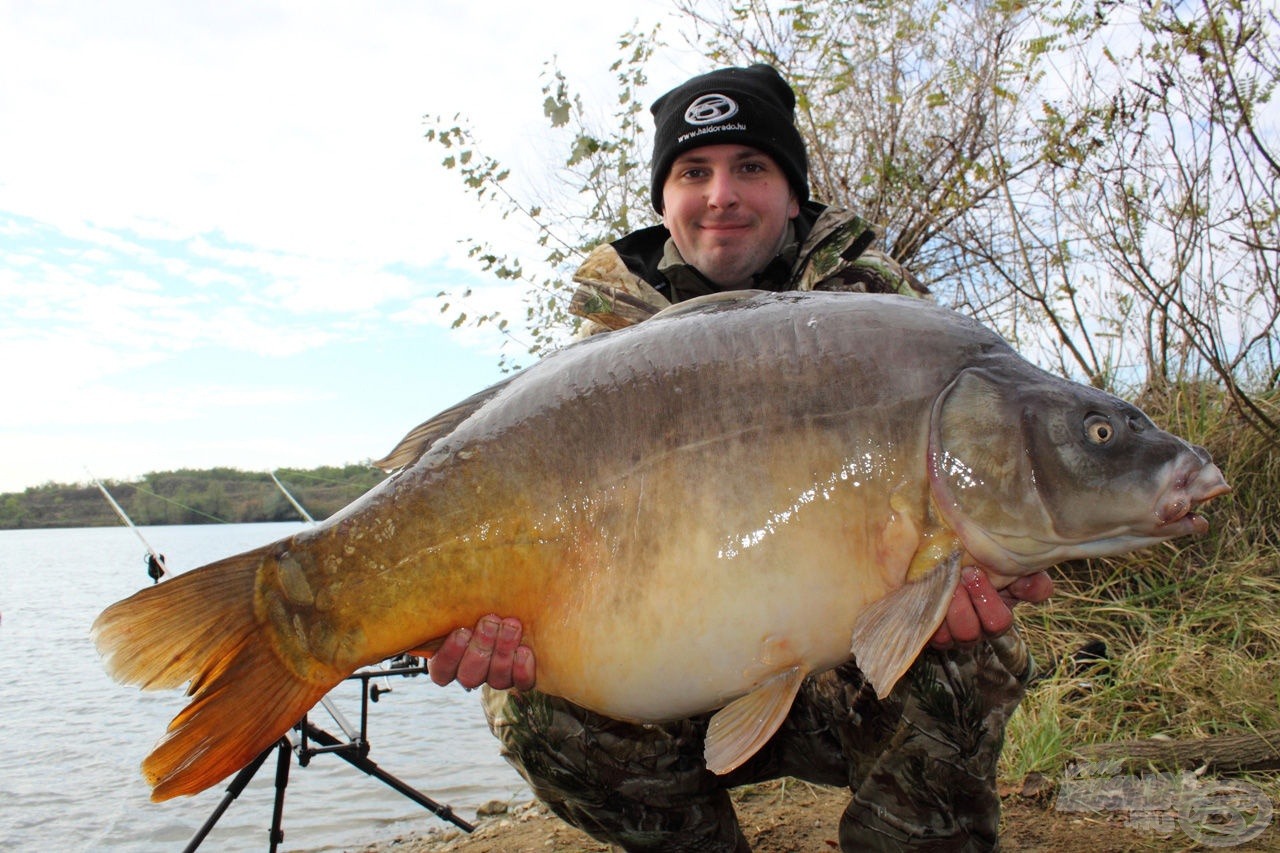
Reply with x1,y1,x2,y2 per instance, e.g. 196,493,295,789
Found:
690,254,759,290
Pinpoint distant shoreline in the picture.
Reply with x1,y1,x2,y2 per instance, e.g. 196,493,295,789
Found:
0,464,384,530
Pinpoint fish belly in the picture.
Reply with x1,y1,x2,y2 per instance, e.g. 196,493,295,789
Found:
520,444,907,721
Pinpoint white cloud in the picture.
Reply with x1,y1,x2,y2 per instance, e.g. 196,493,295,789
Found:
0,0,694,493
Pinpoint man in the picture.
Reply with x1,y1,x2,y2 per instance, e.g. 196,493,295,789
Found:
431,64,1052,851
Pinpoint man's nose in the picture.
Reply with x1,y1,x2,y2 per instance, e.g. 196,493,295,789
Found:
705,172,739,209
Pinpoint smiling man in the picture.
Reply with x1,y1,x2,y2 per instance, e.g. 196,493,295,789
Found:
431,65,1053,852
659,143,799,289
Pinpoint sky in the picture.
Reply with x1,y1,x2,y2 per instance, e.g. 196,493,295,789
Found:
0,1,703,494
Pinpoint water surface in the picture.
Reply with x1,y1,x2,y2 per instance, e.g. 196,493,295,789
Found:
0,523,529,852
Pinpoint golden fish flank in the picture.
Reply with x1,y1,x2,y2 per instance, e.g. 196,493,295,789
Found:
92,291,1229,801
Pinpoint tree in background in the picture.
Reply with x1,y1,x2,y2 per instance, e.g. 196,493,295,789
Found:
423,27,659,369
679,0,1042,290
424,0,1278,442
1023,0,1279,435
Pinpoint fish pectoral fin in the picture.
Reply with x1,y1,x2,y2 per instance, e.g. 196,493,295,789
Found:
704,666,806,776
849,554,961,699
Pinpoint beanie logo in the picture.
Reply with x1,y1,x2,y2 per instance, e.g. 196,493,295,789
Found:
684,94,739,126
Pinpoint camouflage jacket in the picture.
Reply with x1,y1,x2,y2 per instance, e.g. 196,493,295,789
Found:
569,202,928,333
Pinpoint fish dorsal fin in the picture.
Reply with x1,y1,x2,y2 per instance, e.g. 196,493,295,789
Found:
849,554,962,699
704,665,806,775
651,289,770,322
372,377,518,472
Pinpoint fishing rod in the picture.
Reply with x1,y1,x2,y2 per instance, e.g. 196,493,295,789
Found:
81,469,459,850
87,469,167,583
270,470,315,524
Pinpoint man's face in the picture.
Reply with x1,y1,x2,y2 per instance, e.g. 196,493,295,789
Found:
660,144,800,290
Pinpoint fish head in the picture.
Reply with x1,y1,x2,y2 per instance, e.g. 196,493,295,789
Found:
927,365,1231,577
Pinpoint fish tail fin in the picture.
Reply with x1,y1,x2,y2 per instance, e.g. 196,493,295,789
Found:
91,546,337,802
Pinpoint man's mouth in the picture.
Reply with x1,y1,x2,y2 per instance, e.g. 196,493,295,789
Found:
700,219,752,231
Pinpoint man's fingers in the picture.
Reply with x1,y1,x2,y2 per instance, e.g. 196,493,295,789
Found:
928,619,955,650
454,614,502,689
929,572,981,650
428,628,471,686
511,646,536,692
1005,571,1054,605
483,617,525,691
964,568,1014,636
941,576,983,646
426,615,537,691
930,569,1054,651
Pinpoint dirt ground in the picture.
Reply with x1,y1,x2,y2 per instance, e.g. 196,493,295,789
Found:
351,777,1278,852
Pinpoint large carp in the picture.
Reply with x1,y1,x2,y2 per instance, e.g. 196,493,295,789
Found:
93,291,1229,802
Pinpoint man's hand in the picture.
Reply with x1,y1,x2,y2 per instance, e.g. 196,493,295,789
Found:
929,568,1053,649
428,614,536,691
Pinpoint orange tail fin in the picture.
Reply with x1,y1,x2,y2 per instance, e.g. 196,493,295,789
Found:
91,546,337,801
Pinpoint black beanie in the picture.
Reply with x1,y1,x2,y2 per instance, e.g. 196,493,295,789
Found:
649,64,809,213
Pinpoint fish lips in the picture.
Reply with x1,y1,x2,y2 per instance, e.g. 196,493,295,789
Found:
1152,459,1232,534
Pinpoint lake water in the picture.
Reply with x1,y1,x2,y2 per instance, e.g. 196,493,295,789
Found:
0,523,530,852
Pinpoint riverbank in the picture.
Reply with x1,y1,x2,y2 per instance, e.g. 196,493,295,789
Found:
0,464,382,529
347,777,1278,852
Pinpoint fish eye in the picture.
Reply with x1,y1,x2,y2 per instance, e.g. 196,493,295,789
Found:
1084,414,1115,445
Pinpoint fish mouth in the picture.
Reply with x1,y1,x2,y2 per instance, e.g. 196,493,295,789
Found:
1154,462,1232,536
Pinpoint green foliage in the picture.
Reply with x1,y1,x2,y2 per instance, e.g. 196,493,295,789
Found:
674,0,1057,287
0,464,386,530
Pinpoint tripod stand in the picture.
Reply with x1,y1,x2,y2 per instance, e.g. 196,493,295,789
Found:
183,658,476,852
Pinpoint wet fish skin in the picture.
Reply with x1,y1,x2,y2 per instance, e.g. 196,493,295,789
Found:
91,291,1229,800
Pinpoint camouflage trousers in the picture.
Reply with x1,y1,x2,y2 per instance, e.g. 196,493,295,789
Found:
482,631,1033,852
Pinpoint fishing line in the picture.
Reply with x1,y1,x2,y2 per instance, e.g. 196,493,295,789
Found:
271,467,380,492
127,484,233,525
270,468,351,486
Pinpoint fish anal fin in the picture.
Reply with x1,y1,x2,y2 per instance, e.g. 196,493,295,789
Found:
850,555,961,699
704,666,806,775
